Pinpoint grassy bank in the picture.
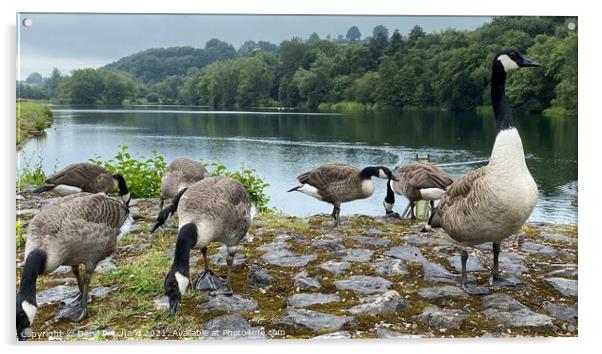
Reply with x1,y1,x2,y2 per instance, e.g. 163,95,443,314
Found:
16,100,53,147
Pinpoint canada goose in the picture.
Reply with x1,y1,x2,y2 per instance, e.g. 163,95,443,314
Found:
160,158,208,209
288,163,398,226
16,192,132,340
383,162,453,220
33,162,130,204
151,176,251,316
427,49,541,295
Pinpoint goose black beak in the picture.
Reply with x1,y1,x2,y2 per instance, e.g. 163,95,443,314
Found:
150,222,161,234
168,297,180,316
520,57,541,68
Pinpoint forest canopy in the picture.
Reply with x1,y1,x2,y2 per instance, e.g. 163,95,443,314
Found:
17,16,577,116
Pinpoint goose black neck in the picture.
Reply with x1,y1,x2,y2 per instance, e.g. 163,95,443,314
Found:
113,174,129,196
359,167,377,180
491,66,514,132
19,250,47,303
172,223,197,274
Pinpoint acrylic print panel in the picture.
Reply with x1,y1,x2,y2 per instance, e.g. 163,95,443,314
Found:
16,13,578,341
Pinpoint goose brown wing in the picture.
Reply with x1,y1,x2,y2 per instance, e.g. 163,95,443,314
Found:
437,166,488,223
297,164,360,201
46,163,108,189
404,163,453,190
169,158,208,180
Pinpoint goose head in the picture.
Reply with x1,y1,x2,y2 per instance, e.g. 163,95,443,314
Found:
360,166,399,181
16,297,36,341
164,269,188,316
112,174,131,205
494,49,541,74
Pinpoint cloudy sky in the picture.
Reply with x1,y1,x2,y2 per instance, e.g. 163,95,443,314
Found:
17,13,491,79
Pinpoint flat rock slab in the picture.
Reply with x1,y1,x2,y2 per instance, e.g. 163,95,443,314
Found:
544,277,578,297
209,246,247,268
384,246,427,263
414,305,466,329
318,260,351,275
288,293,340,308
419,286,467,299
423,262,462,284
199,294,258,313
541,233,576,243
261,249,316,267
403,235,451,246
37,285,119,306
312,331,352,339
278,309,356,332
334,275,392,295
348,290,409,315
545,263,578,278
203,314,266,340
543,302,577,322
352,235,391,248
376,329,424,339
246,267,273,289
294,270,321,290
371,258,409,277
447,256,486,272
499,253,528,275
334,248,374,262
521,242,557,257
482,294,553,327
311,233,345,250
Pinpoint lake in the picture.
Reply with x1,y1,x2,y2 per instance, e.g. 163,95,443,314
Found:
18,105,578,224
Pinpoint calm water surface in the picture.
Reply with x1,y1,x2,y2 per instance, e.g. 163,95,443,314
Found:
18,105,578,224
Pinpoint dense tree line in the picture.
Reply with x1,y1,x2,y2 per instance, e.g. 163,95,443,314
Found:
17,17,577,116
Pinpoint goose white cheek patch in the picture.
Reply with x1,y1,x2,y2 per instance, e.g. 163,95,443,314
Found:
174,272,189,295
22,300,37,324
498,54,519,73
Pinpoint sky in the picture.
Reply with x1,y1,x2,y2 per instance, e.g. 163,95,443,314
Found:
17,13,491,79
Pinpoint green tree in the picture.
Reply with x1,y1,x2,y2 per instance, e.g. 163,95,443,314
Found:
346,26,362,42
373,25,389,39
64,69,105,104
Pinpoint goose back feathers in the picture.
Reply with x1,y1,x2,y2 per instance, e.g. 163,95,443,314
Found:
160,158,208,202
35,162,117,195
25,192,131,272
294,163,377,203
391,162,453,202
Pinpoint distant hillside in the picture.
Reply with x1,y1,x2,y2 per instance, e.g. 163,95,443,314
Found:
103,39,236,84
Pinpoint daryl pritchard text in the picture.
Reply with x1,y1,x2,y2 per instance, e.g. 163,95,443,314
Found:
30,328,285,339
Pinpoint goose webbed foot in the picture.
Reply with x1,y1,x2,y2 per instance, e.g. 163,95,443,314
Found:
489,274,523,287
209,285,233,297
461,281,490,295
195,269,225,290
56,300,88,322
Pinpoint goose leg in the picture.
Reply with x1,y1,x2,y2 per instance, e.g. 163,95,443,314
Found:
460,249,489,295
56,266,85,319
210,246,236,296
195,247,225,290
159,198,165,209
331,203,341,226
61,265,93,322
410,201,416,220
488,242,522,287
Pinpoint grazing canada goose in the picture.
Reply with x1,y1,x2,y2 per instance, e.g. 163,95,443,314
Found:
16,192,132,340
160,158,208,209
383,162,453,220
33,162,130,203
288,163,398,226
427,49,541,295
151,176,252,316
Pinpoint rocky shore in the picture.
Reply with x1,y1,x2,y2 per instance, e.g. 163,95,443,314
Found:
16,185,578,340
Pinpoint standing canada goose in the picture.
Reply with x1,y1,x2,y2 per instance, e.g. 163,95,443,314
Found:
150,176,251,316
160,158,208,209
427,49,541,295
16,192,132,340
383,162,453,220
33,162,130,203
287,163,398,226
